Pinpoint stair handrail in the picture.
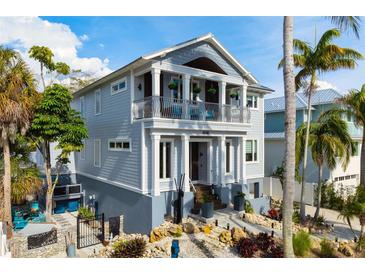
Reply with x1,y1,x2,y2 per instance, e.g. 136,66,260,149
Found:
189,178,196,193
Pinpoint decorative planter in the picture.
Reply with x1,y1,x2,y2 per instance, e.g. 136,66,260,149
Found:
66,244,76,257
201,202,214,218
233,196,245,211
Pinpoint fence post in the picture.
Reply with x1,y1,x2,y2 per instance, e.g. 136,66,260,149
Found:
76,216,80,249
101,213,105,243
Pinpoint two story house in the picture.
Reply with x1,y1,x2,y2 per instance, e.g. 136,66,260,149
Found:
264,89,362,195
72,33,273,234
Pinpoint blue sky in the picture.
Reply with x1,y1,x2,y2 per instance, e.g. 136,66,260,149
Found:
2,16,365,97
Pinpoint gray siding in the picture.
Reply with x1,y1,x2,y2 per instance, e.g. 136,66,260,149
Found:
158,41,242,78
246,91,265,179
73,72,142,190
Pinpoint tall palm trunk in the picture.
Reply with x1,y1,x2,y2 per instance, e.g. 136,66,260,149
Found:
360,127,365,188
299,90,313,222
282,16,295,258
43,141,53,216
314,164,323,220
2,138,13,239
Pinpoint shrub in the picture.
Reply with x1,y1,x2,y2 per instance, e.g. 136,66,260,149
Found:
255,233,275,251
293,230,312,257
267,244,284,258
111,237,147,258
237,238,258,258
319,183,345,211
315,215,326,227
78,206,95,220
320,238,336,258
244,200,254,214
292,210,300,224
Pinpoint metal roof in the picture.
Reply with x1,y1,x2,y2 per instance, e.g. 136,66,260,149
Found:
264,132,285,139
265,89,342,113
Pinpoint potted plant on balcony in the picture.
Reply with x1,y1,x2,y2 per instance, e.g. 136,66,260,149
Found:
193,86,201,94
168,80,178,91
230,90,239,100
207,87,217,95
233,191,246,211
201,194,214,218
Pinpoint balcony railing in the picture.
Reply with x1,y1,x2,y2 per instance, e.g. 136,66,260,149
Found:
133,96,250,123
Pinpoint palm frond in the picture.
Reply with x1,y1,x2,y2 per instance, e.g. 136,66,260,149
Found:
329,16,361,39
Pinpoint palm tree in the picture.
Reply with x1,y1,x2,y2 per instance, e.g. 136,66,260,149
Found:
296,111,355,220
279,28,363,223
282,16,296,258
0,47,37,238
328,16,361,38
336,85,365,188
338,185,365,244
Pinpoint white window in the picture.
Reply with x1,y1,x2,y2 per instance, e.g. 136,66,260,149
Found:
80,140,86,160
108,138,131,152
111,77,127,95
247,95,258,109
246,139,258,162
80,96,85,117
160,141,172,179
95,89,101,115
225,140,233,174
94,139,101,167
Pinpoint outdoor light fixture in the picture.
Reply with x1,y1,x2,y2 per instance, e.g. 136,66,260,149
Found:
138,83,142,90
215,219,218,227
271,230,274,238
226,223,230,230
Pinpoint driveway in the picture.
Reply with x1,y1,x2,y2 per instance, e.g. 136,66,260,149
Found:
305,205,361,241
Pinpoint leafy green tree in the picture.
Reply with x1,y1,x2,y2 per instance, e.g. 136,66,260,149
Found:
296,111,355,220
30,83,88,215
279,28,363,223
28,45,70,89
0,47,38,238
336,84,365,188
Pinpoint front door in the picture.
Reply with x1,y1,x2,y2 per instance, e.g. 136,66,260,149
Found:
191,142,199,181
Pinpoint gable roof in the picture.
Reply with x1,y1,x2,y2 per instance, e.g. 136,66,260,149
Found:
74,33,265,97
264,88,341,113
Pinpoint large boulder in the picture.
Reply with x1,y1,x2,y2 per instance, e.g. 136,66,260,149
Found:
231,227,246,242
150,227,168,243
219,230,232,244
338,242,354,257
182,222,197,234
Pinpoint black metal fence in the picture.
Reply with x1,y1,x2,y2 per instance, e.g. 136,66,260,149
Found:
76,213,105,249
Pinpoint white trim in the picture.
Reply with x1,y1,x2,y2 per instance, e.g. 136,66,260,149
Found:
247,94,258,110
80,140,86,160
159,138,174,180
130,70,134,124
93,139,101,168
141,122,147,193
76,171,144,194
94,89,101,115
246,139,259,164
225,139,233,175
108,138,132,152
110,76,127,95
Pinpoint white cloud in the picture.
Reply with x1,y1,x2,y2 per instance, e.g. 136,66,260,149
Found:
0,17,112,88
315,80,338,91
79,34,89,41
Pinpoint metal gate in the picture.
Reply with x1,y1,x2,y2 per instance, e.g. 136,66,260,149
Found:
77,213,105,249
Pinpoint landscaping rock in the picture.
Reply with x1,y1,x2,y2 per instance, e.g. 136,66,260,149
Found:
182,222,196,234
219,230,232,244
150,227,168,243
338,242,354,257
231,227,246,242
167,224,183,237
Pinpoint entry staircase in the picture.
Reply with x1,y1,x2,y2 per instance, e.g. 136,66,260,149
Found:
191,184,227,213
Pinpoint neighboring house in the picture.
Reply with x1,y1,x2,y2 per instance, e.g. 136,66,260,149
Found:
63,33,274,234
264,88,362,195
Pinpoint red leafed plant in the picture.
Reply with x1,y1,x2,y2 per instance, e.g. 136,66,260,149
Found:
237,238,258,258
268,208,279,219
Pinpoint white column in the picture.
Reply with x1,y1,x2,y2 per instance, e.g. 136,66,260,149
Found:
151,133,161,196
239,82,248,123
219,136,226,186
151,68,160,96
239,136,247,184
182,74,191,119
181,134,190,192
151,68,161,118
219,81,226,121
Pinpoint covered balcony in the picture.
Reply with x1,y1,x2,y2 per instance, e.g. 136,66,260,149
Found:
132,58,251,124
